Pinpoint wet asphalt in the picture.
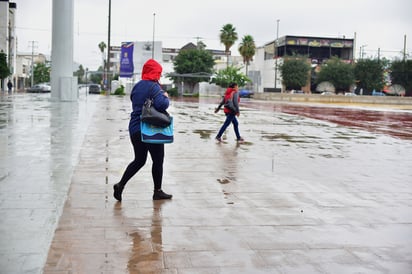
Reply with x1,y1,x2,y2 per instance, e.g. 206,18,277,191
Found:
1,90,412,273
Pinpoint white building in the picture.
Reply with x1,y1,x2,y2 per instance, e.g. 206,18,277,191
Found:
0,0,16,91
110,41,228,94
15,52,49,89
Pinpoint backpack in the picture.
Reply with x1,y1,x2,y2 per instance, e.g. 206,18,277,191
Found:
224,91,236,112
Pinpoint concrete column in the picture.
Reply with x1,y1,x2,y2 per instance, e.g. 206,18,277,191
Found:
51,0,78,101
0,0,9,92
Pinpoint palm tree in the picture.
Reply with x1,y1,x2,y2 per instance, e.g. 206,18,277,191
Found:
238,35,256,76
98,41,107,67
97,42,107,67
219,24,238,68
98,41,106,87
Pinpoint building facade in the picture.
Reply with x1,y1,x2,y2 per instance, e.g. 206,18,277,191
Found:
252,35,355,93
110,36,354,95
2,1,356,95
0,0,17,91
111,41,228,94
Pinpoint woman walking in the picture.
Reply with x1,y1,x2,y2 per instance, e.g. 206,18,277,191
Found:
214,82,244,143
113,59,172,202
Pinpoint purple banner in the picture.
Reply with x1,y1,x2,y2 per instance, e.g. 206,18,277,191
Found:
120,42,134,77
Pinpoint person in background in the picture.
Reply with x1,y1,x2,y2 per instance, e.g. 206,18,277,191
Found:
7,80,13,94
113,59,172,202
214,82,244,143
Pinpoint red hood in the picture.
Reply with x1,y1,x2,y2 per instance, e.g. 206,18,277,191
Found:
225,87,236,96
141,59,162,81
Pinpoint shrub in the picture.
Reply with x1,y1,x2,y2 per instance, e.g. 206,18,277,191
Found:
113,85,125,95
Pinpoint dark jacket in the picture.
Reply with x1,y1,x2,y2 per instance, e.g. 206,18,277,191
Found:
128,59,169,135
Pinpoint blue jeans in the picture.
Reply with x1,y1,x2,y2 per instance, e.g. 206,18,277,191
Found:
216,113,241,140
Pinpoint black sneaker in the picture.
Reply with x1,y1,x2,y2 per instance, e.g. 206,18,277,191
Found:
153,189,173,200
113,183,124,202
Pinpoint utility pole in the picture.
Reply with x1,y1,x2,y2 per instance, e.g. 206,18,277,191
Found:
360,45,367,60
403,34,407,62
353,32,357,61
152,13,156,59
106,0,112,95
8,20,12,78
28,41,38,87
274,19,280,91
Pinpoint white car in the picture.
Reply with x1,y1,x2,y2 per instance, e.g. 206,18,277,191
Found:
344,92,357,96
88,84,101,94
27,83,51,93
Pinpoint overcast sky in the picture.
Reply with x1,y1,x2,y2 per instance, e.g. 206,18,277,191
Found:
12,0,412,70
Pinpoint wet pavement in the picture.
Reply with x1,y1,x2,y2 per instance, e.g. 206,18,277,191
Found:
1,91,412,273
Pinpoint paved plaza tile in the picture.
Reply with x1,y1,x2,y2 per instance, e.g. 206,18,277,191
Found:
1,93,412,273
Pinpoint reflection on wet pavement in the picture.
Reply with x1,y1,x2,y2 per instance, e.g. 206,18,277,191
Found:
1,93,412,273
0,92,98,273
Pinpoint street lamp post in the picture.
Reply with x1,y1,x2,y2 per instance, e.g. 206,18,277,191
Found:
360,44,367,59
30,43,34,87
29,40,37,87
152,13,156,59
106,0,112,95
274,19,280,91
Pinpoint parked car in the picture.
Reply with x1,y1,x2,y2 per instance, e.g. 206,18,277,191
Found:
88,84,101,94
344,92,357,96
372,90,385,96
27,83,51,93
239,89,254,98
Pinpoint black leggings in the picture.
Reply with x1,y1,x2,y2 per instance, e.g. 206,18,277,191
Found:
118,132,164,190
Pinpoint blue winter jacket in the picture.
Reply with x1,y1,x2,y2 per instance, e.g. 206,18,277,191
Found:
128,80,170,135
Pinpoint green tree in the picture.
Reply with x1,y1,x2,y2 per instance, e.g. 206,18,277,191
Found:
74,64,85,84
90,66,104,85
238,35,256,76
210,66,251,88
390,60,412,96
219,23,238,68
169,48,215,93
197,40,207,50
0,51,11,83
279,56,311,90
354,59,385,94
316,57,355,92
33,63,50,84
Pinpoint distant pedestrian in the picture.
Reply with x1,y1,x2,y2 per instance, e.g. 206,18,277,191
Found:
7,80,13,94
214,82,244,143
113,59,172,202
